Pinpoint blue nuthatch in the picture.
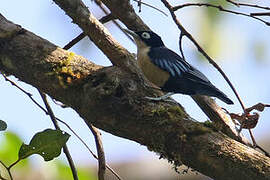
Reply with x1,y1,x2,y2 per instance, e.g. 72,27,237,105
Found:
124,29,233,105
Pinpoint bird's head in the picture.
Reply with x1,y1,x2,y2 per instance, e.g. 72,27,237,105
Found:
123,29,165,49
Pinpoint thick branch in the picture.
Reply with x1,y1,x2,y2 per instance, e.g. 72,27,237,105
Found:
100,0,250,145
52,0,139,73
0,14,270,180
51,0,247,145
101,0,149,31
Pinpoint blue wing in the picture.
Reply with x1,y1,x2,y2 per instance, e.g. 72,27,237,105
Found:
148,47,210,83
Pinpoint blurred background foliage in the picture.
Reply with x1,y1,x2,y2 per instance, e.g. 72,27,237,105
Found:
1,0,270,179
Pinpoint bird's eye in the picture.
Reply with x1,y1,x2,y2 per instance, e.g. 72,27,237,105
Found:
141,32,151,39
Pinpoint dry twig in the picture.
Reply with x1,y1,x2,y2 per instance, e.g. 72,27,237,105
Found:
223,103,270,157
63,13,117,51
132,0,168,16
38,91,79,180
162,0,246,112
251,12,270,17
161,0,270,156
1,74,123,180
227,0,270,11
94,1,134,43
88,125,106,180
172,3,270,26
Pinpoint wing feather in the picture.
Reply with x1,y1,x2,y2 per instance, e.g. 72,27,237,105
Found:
148,47,210,83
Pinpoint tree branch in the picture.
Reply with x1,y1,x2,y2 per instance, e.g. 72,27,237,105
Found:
38,91,78,180
88,125,106,180
227,0,270,11
1,13,270,180
52,0,138,73
1,74,122,179
172,2,270,26
100,0,250,146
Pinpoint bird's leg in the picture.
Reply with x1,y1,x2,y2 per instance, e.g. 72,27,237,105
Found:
145,92,175,101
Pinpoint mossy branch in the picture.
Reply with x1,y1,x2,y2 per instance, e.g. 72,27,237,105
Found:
0,7,270,180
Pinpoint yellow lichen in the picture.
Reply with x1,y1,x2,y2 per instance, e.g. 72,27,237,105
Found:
60,52,75,66
46,52,83,88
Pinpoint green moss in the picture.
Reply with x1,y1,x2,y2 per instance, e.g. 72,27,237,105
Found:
203,120,223,132
187,123,213,137
204,120,213,128
167,106,188,118
150,106,167,116
151,105,186,118
167,105,184,113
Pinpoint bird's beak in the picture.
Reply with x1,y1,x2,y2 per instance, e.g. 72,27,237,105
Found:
122,29,140,40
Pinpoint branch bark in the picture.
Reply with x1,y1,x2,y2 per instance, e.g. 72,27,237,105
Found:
53,0,246,145
100,0,250,146
0,6,270,180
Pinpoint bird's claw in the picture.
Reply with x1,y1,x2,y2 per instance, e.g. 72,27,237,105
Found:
145,92,177,103
145,96,178,104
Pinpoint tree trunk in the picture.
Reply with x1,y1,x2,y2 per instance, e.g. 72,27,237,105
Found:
0,2,270,180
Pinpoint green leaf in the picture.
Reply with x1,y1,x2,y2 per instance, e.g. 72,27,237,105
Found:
0,120,7,131
18,129,70,161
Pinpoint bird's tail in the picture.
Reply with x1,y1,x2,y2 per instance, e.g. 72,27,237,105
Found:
208,86,234,105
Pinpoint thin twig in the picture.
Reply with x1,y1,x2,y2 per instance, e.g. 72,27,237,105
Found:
178,31,186,60
251,12,270,17
172,3,270,26
1,75,123,180
63,32,85,50
248,129,270,157
55,119,123,180
94,0,134,43
161,0,246,111
163,0,261,154
245,103,270,113
7,159,20,171
137,0,142,12
63,13,116,50
227,0,270,11
2,74,46,112
88,125,106,180
163,0,270,155
255,144,270,157
99,13,116,24
61,9,122,178
163,0,249,146
132,0,168,16
38,90,79,180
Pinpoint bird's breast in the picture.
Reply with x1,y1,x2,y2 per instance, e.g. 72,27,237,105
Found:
137,48,170,87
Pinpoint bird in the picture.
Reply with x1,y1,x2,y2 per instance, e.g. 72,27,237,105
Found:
123,29,234,105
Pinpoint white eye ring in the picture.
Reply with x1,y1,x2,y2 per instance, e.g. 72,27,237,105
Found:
141,32,151,39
